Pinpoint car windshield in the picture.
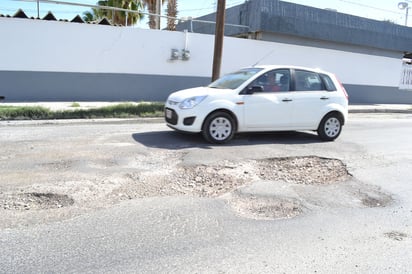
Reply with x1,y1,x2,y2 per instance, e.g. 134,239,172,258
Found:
208,68,263,89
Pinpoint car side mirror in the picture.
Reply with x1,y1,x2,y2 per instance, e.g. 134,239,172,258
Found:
246,85,263,94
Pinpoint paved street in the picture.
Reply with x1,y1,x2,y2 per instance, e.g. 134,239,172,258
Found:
1,113,412,273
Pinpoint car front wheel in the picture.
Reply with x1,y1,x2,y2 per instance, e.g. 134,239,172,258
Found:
202,111,235,144
317,113,343,141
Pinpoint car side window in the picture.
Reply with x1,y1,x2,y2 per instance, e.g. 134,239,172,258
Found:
295,70,325,91
250,69,290,92
320,74,337,91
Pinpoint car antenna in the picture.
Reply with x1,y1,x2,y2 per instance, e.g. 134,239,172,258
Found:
252,49,275,67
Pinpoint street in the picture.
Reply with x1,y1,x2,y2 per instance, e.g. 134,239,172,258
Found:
1,113,412,273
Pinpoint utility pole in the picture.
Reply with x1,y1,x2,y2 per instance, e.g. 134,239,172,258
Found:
36,0,40,18
212,0,226,81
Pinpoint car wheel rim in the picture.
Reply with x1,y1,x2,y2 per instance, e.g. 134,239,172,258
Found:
209,117,232,141
324,117,340,137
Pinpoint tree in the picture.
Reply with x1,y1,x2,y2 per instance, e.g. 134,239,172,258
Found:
142,0,157,29
166,0,177,31
142,0,178,30
83,0,144,26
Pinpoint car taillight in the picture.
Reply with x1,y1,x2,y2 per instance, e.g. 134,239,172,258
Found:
334,75,349,101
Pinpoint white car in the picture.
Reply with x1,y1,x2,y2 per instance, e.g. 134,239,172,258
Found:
165,65,348,144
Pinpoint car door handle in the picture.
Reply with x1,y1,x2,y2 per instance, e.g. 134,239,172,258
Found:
282,98,293,102
320,96,329,100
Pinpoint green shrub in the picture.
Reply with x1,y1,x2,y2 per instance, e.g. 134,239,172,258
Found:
0,102,165,120
0,106,51,120
70,102,81,107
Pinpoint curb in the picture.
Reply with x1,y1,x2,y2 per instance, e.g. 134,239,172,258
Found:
349,109,412,114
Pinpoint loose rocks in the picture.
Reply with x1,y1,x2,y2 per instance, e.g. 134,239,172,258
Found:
1,192,74,210
257,156,351,185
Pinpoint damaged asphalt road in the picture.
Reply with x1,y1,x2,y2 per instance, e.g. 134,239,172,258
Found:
1,113,412,273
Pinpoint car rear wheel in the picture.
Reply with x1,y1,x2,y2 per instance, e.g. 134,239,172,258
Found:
317,113,342,141
202,111,235,144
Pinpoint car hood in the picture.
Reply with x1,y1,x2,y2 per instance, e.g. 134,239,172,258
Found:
167,86,232,102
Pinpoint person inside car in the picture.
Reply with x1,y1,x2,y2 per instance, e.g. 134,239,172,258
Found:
264,73,280,92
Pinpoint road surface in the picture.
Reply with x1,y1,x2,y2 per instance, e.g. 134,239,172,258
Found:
1,113,411,273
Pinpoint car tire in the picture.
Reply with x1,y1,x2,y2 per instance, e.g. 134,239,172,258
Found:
317,113,343,141
202,111,235,144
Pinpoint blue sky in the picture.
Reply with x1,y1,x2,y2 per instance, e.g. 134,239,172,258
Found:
0,0,409,27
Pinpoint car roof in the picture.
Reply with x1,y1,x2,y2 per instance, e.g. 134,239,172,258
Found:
251,65,330,74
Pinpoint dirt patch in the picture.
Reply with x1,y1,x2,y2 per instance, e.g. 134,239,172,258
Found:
1,192,74,210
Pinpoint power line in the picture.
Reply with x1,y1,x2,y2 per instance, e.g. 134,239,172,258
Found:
179,0,244,16
338,0,404,15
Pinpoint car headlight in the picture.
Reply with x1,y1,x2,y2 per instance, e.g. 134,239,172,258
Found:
179,95,207,109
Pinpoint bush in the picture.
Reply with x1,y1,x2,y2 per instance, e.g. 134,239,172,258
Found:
0,102,165,120
0,106,51,120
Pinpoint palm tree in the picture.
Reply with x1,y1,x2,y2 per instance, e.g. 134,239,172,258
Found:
142,0,178,30
142,0,157,29
166,0,177,31
83,0,144,26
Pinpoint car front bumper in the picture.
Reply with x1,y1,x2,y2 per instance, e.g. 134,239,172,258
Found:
164,106,205,133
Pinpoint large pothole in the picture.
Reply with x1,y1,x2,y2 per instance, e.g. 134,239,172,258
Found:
1,192,74,210
113,156,352,200
99,155,391,222
114,156,357,220
257,156,351,185
168,156,351,197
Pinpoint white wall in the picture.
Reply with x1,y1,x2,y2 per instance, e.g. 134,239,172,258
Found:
2,17,410,103
0,17,402,86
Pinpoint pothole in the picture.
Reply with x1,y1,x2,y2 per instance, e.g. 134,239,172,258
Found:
361,194,389,207
229,194,303,220
171,163,253,197
111,156,353,203
225,181,305,220
37,160,74,170
347,183,393,208
166,156,350,198
1,192,74,210
257,156,351,185
384,231,409,241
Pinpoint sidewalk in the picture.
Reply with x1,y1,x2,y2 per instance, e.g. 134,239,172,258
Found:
1,101,412,114
348,104,412,114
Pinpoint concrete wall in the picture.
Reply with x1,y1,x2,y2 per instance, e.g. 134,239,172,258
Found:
0,17,408,103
